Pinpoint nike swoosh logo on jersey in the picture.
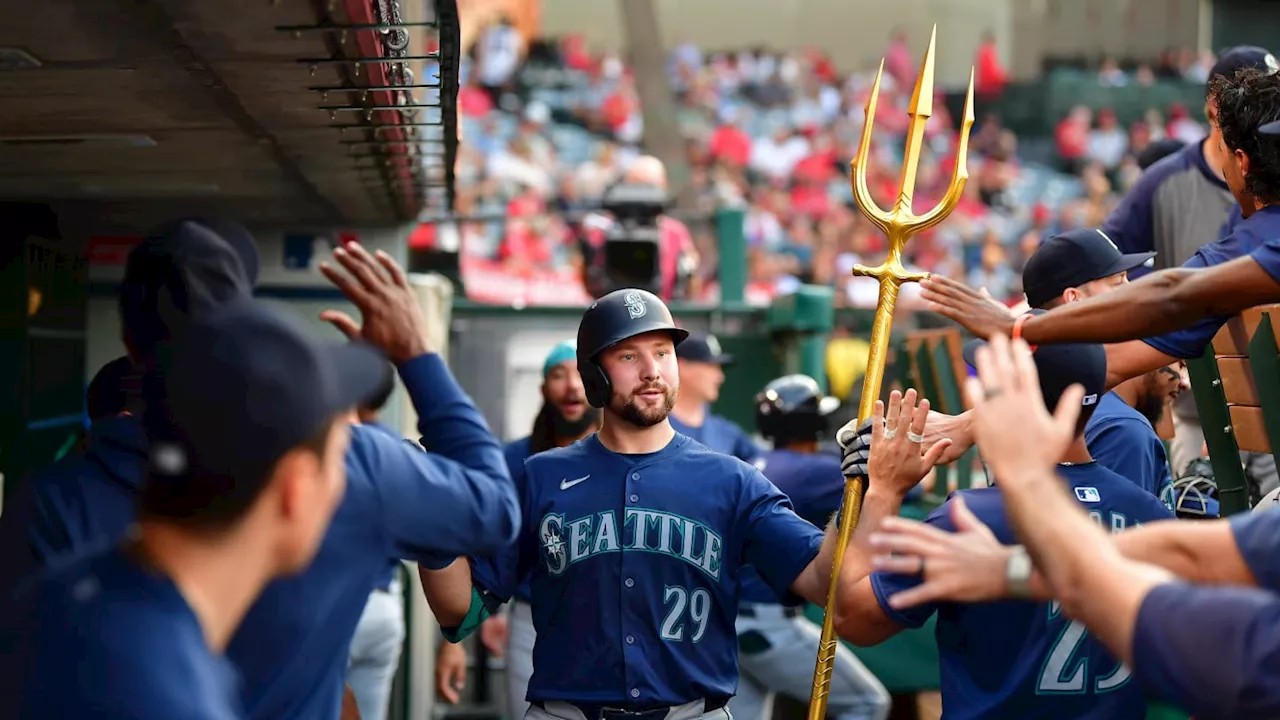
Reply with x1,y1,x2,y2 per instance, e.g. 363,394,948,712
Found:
560,475,590,490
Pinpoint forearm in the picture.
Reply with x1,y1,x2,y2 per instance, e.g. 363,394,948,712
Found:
1022,269,1195,345
826,488,909,608
419,559,475,627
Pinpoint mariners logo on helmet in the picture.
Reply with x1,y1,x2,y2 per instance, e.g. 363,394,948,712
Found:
623,291,647,320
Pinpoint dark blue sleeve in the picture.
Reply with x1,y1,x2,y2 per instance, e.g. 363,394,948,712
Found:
469,456,537,603
1230,512,1280,592
1101,166,1160,256
1250,240,1280,286
868,501,955,629
1133,582,1280,720
738,467,824,598
1086,419,1165,497
360,354,520,563
1141,231,1254,359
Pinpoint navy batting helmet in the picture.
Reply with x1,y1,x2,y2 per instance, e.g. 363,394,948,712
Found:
755,374,841,444
577,288,689,408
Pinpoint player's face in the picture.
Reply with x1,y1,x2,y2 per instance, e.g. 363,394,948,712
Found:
599,331,678,428
543,360,588,423
277,417,351,574
677,359,726,403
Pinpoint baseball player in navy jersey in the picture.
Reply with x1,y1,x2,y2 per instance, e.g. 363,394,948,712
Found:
1,299,388,719
420,288,862,720
436,340,602,717
830,339,1173,719
669,333,761,463
865,333,1280,719
729,375,889,720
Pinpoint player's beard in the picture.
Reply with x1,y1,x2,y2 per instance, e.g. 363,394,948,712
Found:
610,382,677,428
1135,391,1165,427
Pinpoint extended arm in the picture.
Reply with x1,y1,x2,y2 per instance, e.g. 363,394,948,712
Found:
366,353,520,561
1018,256,1278,345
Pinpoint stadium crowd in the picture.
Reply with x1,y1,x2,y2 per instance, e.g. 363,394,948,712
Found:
447,20,1214,308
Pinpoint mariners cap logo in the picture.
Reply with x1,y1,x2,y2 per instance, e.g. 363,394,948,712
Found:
623,291,647,320
706,334,723,357
1094,229,1119,253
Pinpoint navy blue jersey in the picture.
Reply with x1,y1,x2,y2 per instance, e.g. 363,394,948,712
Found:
1101,140,1232,279
1,546,243,720
871,463,1174,720
1143,205,1280,360
739,449,844,605
670,412,762,464
1133,581,1280,719
470,433,823,706
1,354,519,720
504,436,535,603
0,416,148,592
1084,391,1172,500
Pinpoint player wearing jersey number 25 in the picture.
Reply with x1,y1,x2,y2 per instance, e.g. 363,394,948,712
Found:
419,288,943,720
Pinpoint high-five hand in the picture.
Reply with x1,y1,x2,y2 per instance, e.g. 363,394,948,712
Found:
318,242,430,363
966,335,1082,482
921,275,1017,340
862,389,952,497
867,495,1014,609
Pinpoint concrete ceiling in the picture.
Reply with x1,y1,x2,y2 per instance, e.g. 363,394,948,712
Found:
0,0,453,231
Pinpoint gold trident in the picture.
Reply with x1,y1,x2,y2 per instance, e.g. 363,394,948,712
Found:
807,24,974,720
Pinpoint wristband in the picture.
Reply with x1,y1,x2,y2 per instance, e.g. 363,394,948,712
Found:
1012,314,1037,352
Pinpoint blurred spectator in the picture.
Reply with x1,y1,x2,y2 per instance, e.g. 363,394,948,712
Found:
974,30,1007,98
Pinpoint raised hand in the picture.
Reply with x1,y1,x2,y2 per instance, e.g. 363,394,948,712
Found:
966,334,1082,483
865,389,952,497
868,495,1013,608
318,242,430,364
921,275,1017,340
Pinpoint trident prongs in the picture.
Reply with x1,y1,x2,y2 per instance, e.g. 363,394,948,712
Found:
851,59,892,237
911,66,976,235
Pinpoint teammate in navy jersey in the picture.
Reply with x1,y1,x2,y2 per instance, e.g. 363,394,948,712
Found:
1,300,388,720
420,288,870,720
436,340,601,716
669,333,761,463
831,337,1173,720
0,229,521,720
729,375,889,720
919,67,1280,480
866,333,1280,719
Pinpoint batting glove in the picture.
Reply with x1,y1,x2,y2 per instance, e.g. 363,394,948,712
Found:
836,417,874,479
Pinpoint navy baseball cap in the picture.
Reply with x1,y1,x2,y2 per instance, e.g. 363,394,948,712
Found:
676,332,734,365
1022,228,1154,309
152,216,261,287
1208,47,1278,95
142,299,389,499
119,221,255,356
962,311,1107,417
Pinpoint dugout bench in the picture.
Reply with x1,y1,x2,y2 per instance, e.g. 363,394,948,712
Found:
1186,304,1280,515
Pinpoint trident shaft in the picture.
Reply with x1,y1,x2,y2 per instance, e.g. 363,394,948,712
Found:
806,25,974,720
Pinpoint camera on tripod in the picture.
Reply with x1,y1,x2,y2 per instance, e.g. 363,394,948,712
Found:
594,182,669,298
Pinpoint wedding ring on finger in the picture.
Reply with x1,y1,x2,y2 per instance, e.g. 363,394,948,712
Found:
883,428,897,440
907,429,925,443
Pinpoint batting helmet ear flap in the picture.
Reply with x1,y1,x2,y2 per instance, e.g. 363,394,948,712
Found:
580,358,612,409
